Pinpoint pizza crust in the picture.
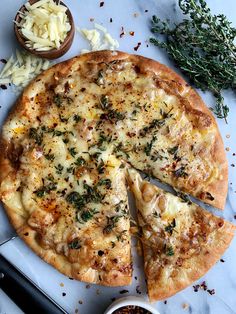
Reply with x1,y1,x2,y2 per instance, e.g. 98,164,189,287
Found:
0,50,230,292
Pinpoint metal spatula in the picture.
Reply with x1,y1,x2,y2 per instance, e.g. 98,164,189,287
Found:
0,209,67,314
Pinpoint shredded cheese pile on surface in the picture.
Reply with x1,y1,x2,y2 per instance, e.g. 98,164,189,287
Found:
78,23,119,53
0,50,51,88
15,0,71,51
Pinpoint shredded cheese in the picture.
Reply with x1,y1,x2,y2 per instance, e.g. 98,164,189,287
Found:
0,50,51,89
77,23,119,53
15,0,71,51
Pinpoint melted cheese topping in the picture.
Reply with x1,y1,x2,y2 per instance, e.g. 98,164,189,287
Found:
0,56,220,283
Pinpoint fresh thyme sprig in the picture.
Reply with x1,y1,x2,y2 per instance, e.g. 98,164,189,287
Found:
150,0,236,122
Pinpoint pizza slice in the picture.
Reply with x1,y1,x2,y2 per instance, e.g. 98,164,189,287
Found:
127,168,235,301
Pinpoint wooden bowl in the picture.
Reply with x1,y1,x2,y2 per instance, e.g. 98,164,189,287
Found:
14,0,75,59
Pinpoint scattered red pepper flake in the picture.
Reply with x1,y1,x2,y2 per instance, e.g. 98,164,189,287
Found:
136,285,141,295
225,147,230,151
0,58,7,64
62,292,66,296
231,164,235,167
182,303,190,310
134,276,138,280
220,259,225,262
120,27,125,38
233,153,236,156
110,18,113,23
119,289,129,294
100,1,104,7
89,18,94,22
234,215,236,219
75,309,79,314
207,289,215,295
129,31,135,36
79,300,83,304
144,9,148,13
164,300,167,304
193,284,200,292
111,297,116,302
133,13,139,17
134,42,141,51
0,84,7,90
96,289,100,295
200,281,207,290
85,284,90,289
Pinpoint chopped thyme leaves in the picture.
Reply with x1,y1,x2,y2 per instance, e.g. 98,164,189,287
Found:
144,136,157,156
55,164,64,174
29,128,43,145
53,130,65,137
168,145,178,155
59,114,69,122
68,147,77,157
153,211,160,218
100,95,110,110
165,245,174,256
75,157,86,166
79,208,99,222
74,114,82,122
97,178,112,189
103,216,122,234
68,238,81,249
165,219,176,235
45,153,55,161
34,182,57,198
97,160,105,174
53,94,63,107
96,70,105,85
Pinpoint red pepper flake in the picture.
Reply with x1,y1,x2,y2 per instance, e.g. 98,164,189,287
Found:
136,285,141,295
78,300,83,304
193,284,200,292
164,300,167,304
0,84,7,90
110,18,113,23
220,259,225,263
144,9,148,13
68,277,74,280
233,153,236,156
207,289,215,295
85,284,90,289
0,58,7,64
134,42,141,51
231,164,235,167
111,297,116,302
75,309,79,314
129,31,135,36
133,13,139,17
234,215,236,219
62,292,66,296
200,281,207,290
100,1,104,7
119,289,129,294
134,276,138,280
89,18,94,22
120,27,125,38
96,289,100,295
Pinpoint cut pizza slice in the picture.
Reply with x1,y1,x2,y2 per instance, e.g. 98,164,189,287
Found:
127,168,235,301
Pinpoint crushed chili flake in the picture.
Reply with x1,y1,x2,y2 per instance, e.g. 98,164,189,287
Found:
144,9,148,13
193,284,200,292
0,84,7,90
234,215,236,219
220,259,225,263
119,289,129,294
233,153,236,156
134,42,141,51
226,147,230,151
75,309,79,314
110,18,113,23
120,27,125,38
62,292,66,296
200,281,207,290
133,13,139,17
85,284,91,289
90,18,94,22
164,300,167,304
231,164,235,167
96,289,100,295
134,276,138,280
0,58,7,64
79,300,83,304
129,31,135,36
182,303,190,310
100,1,104,7
207,289,215,295
111,297,116,302
136,285,141,295
69,277,74,280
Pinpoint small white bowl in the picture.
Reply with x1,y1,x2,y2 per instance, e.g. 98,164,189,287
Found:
104,296,160,314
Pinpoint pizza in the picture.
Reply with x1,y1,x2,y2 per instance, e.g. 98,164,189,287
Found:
127,168,235,301
0,51,232,292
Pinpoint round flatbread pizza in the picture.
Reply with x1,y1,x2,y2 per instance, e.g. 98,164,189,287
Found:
0,51,232,297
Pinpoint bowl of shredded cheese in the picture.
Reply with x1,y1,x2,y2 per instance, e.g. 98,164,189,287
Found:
14,0,75,59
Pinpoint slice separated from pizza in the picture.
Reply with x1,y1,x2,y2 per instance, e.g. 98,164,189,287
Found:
127,168,235,301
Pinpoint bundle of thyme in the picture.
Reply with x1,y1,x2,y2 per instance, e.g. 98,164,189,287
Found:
150,0,236,122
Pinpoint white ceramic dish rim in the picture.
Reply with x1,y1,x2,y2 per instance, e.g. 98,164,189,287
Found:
104,296,160,314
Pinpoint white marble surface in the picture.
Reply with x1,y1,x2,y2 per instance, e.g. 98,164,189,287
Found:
0,0,236,313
